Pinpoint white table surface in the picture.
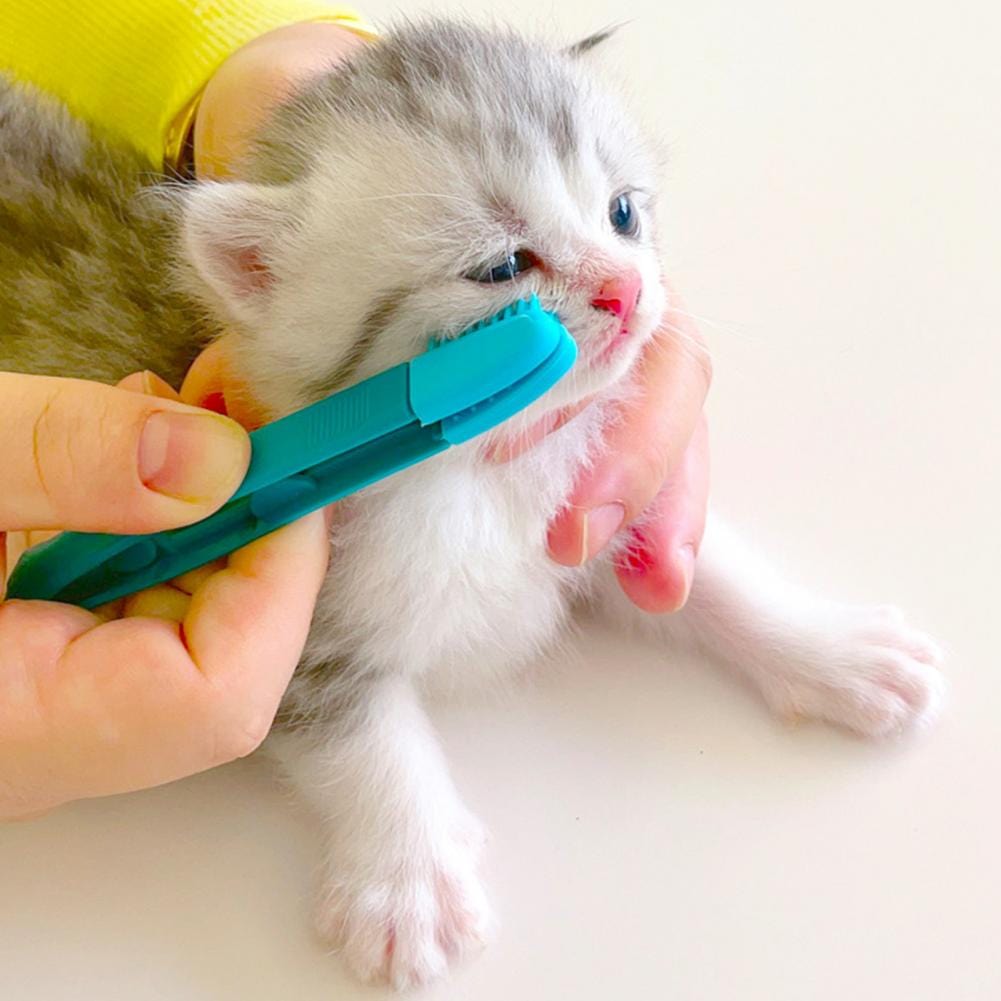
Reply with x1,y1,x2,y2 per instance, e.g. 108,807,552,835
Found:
2,1,999,998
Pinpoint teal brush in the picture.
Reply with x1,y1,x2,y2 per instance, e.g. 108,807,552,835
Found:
6,296,576,609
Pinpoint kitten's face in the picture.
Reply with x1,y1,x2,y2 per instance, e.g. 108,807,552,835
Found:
183,22,666,425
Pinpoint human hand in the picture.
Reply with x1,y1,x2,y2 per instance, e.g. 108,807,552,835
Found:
489,288,712,614
0,371,328,820
191,21,368,180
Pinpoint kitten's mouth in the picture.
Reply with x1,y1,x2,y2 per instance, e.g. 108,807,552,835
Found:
589,318,635,367
599,324,632,361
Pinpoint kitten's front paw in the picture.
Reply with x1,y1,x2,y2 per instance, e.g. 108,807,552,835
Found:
316,822,492,990
763,605,945,738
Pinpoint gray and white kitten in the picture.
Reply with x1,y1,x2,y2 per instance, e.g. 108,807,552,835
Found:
0,19,944,990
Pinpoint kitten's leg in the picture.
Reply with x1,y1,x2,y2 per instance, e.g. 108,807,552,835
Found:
268,676,491,990
597,515,945,736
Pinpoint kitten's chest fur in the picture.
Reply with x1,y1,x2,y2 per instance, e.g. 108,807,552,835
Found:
287,411,605,713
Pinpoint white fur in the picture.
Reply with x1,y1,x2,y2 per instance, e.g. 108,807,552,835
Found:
265,420,943,989
178,22,945,989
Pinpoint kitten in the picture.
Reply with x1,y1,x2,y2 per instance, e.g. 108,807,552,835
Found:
0,19,944,990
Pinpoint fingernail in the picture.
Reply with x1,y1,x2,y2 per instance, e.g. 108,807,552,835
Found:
675,544,696,605
139,411,249,502
580,502,626,564
141,370,177,399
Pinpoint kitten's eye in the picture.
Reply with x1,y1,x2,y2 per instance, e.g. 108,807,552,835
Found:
467,249,535,284
610,193,640,238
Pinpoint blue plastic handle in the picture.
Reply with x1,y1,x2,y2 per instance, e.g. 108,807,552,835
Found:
5,297,577,608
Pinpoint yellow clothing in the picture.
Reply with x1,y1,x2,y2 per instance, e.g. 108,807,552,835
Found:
0,1,373,169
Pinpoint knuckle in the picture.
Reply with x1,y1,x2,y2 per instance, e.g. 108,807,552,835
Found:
655,316,713,392
618,448,670,516
0,599,36,636
214,701,276,762
694,347,714,390
29,383,152,529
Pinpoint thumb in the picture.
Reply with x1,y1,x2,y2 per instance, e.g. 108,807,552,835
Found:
0,372,250,533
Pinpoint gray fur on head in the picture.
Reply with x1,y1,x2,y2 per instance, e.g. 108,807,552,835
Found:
179,18,665,417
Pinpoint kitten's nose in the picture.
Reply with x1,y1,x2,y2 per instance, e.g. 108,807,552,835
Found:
590,272,642,326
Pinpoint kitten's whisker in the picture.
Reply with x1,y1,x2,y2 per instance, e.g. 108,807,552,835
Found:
334,191,483,211
392,219,474,246
655,321,716,368
667,307,755,344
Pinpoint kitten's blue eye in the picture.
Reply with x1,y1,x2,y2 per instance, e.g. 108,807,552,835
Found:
467,250,535,284
610,193,639,238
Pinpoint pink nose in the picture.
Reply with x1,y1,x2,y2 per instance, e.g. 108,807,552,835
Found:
590,272,642,326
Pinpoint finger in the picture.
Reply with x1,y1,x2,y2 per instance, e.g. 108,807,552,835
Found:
193,22,369,181
3,808,54,823
91,598,126,623
4,372,192,592
26,530,59,549
613,416,710,613
123,585,192,622
116,370,181,401
180,336,272,430
171,560,226,595
4,602,208,805
118,369,199,616
0,372,250,533
4,510,330,804
182,510,329,702
547,294,712,565
4,531,29,580
178,339,229,414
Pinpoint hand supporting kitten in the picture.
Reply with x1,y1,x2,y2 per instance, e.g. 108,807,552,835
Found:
0,369,327,820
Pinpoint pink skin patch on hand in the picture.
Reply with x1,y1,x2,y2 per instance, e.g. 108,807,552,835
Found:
617,525,658,576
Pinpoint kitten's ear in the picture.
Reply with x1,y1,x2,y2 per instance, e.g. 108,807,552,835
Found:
564,23,626,58
182,181,297,324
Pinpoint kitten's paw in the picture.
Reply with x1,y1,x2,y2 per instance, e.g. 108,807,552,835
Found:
763,605,945,738
316,827,493,990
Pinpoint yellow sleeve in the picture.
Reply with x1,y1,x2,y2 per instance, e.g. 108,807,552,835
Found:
0,1,374,170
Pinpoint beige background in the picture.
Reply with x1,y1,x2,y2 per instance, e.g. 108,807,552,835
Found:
2,1,1000,998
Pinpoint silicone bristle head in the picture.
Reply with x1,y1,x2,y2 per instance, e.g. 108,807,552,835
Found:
495,296,538,325
453,295,543,340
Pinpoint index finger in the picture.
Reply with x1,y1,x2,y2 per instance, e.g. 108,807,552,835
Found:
547,290,713,565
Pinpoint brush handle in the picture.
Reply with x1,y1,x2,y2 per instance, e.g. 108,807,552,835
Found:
5,296,576,609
